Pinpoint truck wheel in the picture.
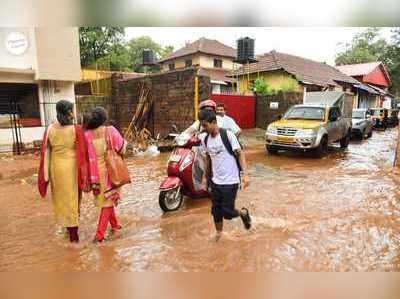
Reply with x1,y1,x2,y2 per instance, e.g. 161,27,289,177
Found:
315,136,328,158
340,133,350,148
266,145,278,155
360,130,365,140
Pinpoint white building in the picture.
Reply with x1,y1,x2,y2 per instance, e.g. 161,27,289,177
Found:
0,27,81,152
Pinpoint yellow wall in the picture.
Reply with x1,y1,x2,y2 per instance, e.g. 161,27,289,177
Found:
161,54,237,71
237,70,302,94
198,55,239,70
161,54,201,71
81,69,112,81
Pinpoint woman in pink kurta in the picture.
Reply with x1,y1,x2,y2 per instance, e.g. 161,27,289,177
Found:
84,107,126,243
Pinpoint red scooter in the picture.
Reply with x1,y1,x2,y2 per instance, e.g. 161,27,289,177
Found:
159,133,209,212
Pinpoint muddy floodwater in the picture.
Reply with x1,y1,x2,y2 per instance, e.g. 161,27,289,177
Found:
1,129,400,271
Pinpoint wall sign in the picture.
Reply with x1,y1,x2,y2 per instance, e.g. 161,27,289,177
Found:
270,102,279,109
5,32,29,56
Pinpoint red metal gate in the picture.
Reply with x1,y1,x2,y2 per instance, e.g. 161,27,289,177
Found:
211,94,255,129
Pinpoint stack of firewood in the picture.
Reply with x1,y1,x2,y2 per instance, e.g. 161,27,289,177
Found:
124,81,156,150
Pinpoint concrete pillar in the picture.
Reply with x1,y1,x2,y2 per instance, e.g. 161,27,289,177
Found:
39,80,57,126
38,80,75,126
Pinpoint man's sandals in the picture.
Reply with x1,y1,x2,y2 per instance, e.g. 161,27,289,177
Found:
240,208,252,230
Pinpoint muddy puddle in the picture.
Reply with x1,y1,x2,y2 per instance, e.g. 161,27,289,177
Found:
1,129,399,271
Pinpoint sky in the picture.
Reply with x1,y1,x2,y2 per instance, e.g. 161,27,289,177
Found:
125,27,394,65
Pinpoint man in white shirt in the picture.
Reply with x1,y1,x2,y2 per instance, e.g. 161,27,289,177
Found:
183,100,218,136
183,100,241,137
199,109,251,240
216,103,242,137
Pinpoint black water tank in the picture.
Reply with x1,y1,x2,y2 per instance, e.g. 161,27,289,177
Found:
236,37,256,63
142,49,156,65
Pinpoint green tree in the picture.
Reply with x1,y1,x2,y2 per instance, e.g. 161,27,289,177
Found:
107,44,131,71
79,27,125,68
335,27,400,96
126,36,173,72
387,28,400,95
335,28,389,66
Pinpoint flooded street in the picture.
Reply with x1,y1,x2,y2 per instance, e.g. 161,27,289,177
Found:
1,129,400,271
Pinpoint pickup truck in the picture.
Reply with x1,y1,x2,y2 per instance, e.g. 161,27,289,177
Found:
266,104,352,157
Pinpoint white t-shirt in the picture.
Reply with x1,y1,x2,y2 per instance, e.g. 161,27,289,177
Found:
217,115,241,135
201,130,241,185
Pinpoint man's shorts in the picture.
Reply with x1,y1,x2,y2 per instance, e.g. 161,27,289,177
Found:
210,182,239,223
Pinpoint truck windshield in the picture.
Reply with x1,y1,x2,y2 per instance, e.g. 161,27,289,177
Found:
352,110,365,119
284,107,325,121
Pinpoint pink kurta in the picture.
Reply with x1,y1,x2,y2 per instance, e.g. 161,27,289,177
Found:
85,126,125,208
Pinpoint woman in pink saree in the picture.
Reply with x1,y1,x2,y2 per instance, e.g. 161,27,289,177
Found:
84,107,126,243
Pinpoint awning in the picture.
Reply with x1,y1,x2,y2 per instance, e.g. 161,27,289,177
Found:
366,84,391,97
354,83,379,95
210,80,228,85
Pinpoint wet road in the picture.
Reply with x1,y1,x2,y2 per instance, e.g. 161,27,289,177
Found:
1,129,400,271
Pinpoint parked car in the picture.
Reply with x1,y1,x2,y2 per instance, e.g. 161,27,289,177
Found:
265,104,352,157
370,108,388,130
387,109,399,127
351,108,373,139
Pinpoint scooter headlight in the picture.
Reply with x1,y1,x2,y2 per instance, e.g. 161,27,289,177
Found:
179,154,194,172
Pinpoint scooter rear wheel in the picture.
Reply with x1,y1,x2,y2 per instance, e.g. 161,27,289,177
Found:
159,188,183,212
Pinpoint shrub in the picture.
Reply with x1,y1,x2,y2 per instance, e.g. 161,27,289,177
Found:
252,77,270,96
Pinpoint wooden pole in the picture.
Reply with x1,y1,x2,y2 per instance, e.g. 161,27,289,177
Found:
194,76,199,121
247,61,250,92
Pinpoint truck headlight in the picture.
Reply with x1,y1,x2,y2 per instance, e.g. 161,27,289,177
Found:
267,126,277,134
295,129,316,138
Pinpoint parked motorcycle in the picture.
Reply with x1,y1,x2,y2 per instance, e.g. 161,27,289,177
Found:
159,132,209,212
370,108,388,130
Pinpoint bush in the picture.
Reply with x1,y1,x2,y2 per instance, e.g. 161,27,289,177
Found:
252,77,299,95
252,78,270,96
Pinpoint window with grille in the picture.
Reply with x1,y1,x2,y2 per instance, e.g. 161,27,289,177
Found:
185,59,192,67
168,63,175,70
214,59,223,68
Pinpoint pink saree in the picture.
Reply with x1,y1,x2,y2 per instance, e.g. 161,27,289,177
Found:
85,126,125,204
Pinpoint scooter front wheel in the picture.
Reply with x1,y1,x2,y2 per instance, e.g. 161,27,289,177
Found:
159,188,183,212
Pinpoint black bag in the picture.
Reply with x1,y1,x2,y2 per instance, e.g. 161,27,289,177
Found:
204,128,242,173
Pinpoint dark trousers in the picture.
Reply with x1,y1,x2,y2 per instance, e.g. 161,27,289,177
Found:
210,182,239,223
66,227,79,243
